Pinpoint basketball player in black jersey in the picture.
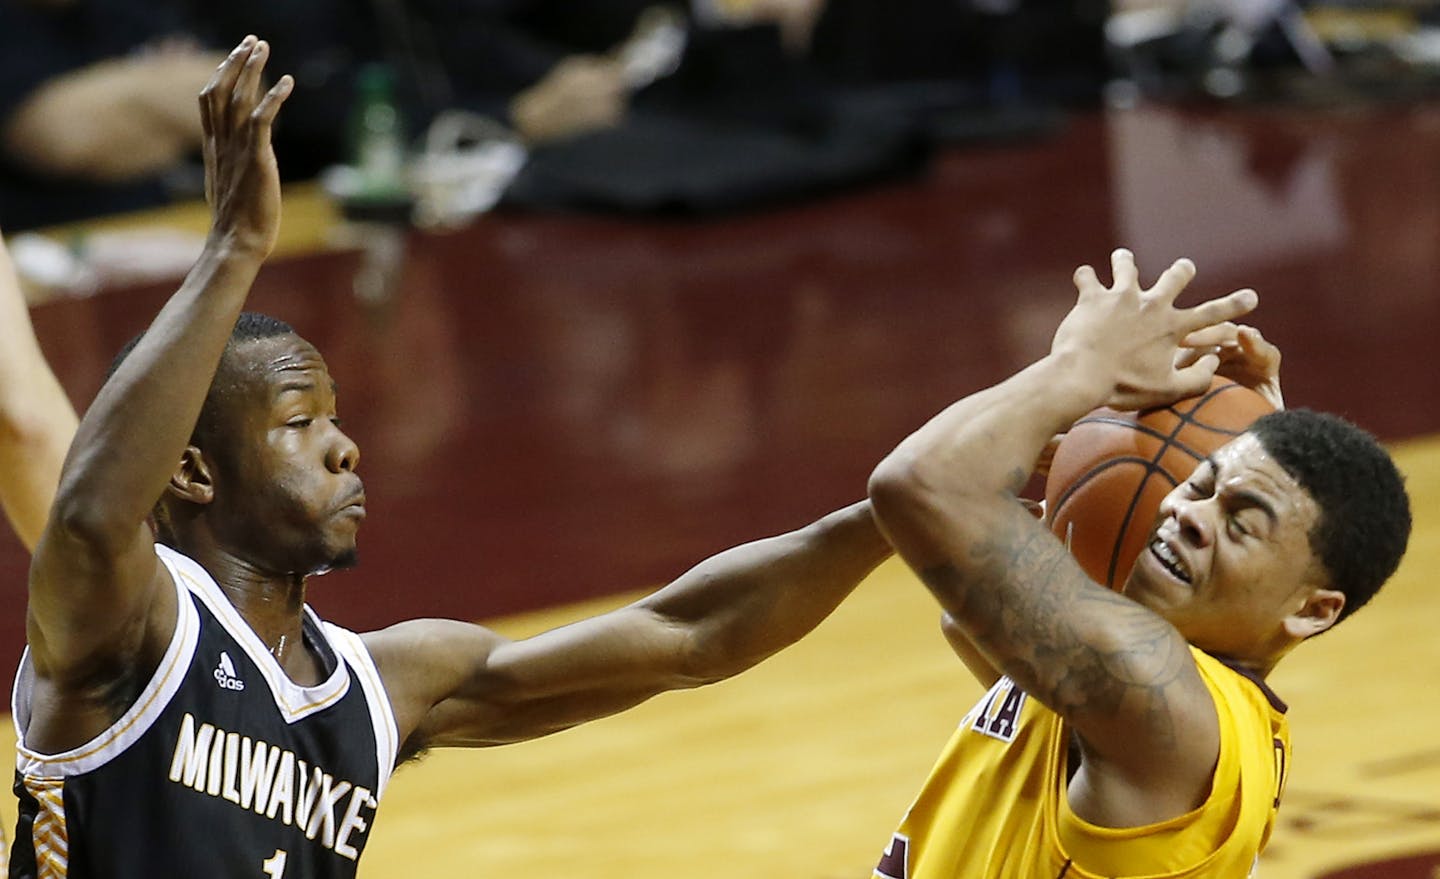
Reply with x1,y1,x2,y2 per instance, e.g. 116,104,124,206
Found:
9,38,895,878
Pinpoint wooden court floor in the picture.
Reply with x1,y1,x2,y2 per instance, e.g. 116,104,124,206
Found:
9,437,1425,877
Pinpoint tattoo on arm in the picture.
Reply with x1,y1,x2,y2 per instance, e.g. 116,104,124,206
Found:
920,514,1192,750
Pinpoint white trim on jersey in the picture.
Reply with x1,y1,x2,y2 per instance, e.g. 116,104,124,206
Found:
157,544,352,723
324,623,400,800
13,554,202,779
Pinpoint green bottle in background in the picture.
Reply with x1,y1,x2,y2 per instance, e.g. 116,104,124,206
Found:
348,63,408,203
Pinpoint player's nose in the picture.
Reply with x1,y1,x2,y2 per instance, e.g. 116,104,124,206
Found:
327,427,360,473
1169,496,1213,547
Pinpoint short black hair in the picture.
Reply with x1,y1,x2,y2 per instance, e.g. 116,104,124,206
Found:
1249,409,1411,625
108,312,297,447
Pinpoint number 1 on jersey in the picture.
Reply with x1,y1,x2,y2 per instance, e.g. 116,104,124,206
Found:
262,849,288,878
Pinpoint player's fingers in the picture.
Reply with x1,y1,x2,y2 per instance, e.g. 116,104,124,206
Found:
1174,344,1220,370
1146,257,1196,304
1238,325,1281,369
1072,263,1102,297
1181,322,1240,350
231,39,269,127
1180,288,1257,333
1173,352,1220,396
251,74,293,137
202,36,255,137
1109,248,1138,293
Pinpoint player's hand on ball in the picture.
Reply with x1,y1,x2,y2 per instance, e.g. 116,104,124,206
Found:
1183,323,1283,410
1053,248,1258,411
1209,325,1290,409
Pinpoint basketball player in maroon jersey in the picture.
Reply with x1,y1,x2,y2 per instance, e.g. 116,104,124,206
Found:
867,251,1411,878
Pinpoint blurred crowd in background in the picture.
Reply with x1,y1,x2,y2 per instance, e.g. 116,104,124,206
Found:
0,0,1106,231
2,0,1439,233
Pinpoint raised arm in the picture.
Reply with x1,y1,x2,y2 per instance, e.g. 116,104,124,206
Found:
868,250,1256,827
938,327,1283,689
366,500,890,753
27,39,292,716
0,233,78,552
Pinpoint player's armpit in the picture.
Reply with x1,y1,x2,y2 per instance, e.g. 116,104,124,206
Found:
23,535,179,752
915,503,1220,828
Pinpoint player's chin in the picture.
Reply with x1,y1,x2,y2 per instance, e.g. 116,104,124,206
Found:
328,546,360,571
307,545,359,577
313,530,360,573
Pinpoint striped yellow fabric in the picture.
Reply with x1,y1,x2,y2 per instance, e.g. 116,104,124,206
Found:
22,776,67,879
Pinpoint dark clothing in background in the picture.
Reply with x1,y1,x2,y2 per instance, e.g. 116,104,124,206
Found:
0,0,1108,228
505,23,929,215
189,0,382,180
192,0,653,176
0,0,194,230
811,0,1110,105
0,0,192,124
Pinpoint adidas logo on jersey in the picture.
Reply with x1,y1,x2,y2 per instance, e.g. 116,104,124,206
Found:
214,651,245,691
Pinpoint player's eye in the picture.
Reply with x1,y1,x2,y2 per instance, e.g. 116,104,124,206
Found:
287,417,313,429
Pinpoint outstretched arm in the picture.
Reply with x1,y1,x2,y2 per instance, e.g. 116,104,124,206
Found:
366,501,890,752
27,39,292,736
869,250,1256,828
0,234,77,552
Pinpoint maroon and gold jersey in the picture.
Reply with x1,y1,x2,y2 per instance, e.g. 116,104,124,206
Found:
874,648,1290,878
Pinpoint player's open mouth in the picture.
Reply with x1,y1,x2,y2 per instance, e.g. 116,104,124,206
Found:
1149,538,1192,584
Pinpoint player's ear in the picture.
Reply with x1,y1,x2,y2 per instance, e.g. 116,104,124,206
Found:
167,446,216,505
1282,587,1344,640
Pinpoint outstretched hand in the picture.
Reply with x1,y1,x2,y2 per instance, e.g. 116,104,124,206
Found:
199,36,293,258
1051,248,1258,411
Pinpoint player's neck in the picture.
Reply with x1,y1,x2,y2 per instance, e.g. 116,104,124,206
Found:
192,545,326,685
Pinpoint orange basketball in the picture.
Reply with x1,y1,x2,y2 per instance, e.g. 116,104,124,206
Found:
1043,378,1276,591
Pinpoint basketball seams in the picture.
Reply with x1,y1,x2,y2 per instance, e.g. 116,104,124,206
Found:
1072,418,1240,464
1106,469,1160,589
1103,392,1236,587
1051,458,1181,589
1049,381,1272,590
1075,402,1250,465
1100,386,1236,587
1051,456,1161,512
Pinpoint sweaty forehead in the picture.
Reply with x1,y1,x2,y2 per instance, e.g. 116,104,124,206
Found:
1212,434,1314,519
221,334,336,407
230,334,329,382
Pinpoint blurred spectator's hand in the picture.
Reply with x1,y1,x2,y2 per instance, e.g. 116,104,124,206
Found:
509,55,627,145
3,48,222,182
748,0,827,53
